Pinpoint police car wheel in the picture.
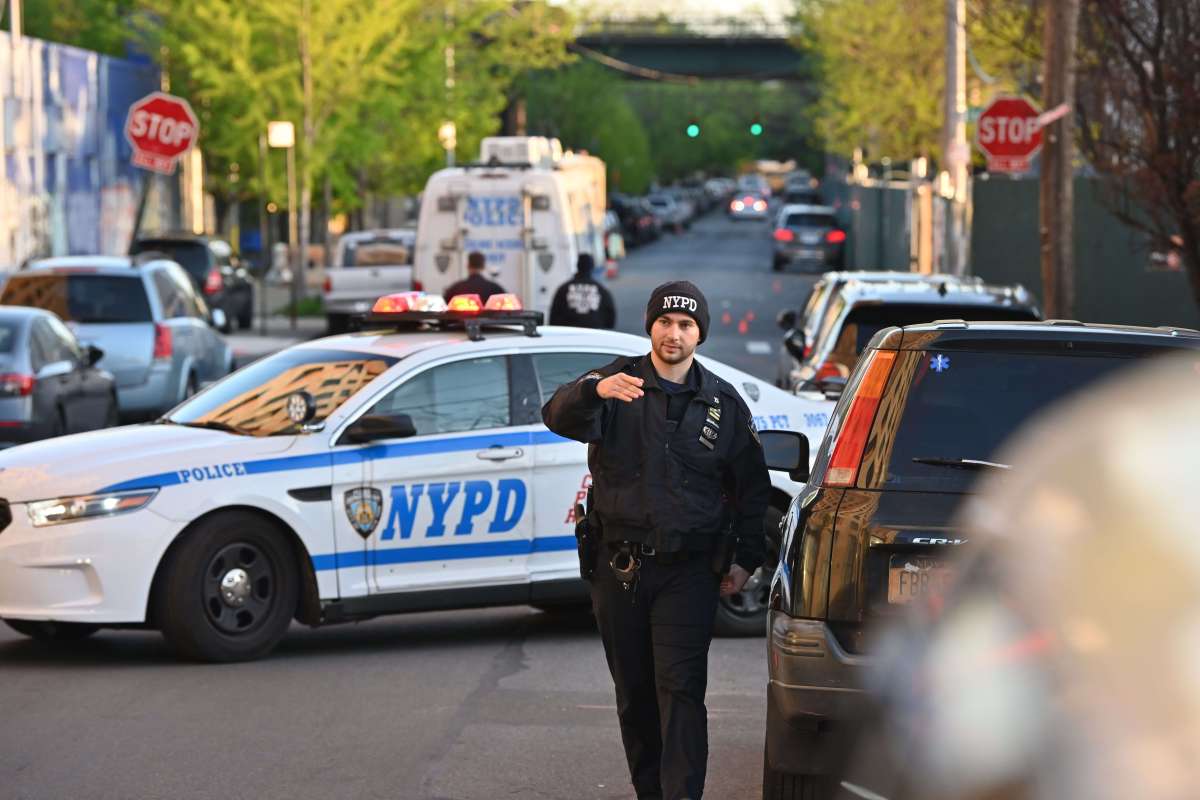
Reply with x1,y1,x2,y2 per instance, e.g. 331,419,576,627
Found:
762,750,830,800
154,512,298,662
714,504,783,637
4,619,100,642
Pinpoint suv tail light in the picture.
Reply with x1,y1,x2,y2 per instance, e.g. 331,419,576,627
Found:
153,323,173,360
773,228,795,243
826,229,847,244
204,267,224,295
412,279,424,292
824,350,897,487
323,276,332,294
0,374,35,397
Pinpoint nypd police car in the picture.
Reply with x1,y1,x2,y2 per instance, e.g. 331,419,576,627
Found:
0,293,830,661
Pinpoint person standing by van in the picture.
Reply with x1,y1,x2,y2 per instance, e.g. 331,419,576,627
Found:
548,254,616,329
443,251,506,302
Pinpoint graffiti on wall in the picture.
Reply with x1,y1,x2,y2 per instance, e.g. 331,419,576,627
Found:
0,34,163,269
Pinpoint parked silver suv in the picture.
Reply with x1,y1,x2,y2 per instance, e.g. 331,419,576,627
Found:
1,256,233,420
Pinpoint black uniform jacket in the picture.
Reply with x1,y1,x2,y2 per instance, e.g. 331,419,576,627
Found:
443,273,506,302
541,354,771,572
548,274,617,329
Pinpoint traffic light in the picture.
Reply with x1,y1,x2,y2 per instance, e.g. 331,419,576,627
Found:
749,121,764,136
685,122,701,138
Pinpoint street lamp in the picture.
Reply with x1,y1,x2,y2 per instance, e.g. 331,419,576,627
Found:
268,120,300,331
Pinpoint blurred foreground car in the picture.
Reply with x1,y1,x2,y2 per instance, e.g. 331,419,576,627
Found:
762,321,1200,799
1,258,233,420
0,292,829,660
0,306,117,448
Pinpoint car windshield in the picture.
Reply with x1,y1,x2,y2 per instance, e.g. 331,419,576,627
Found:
879,349,1173,492
343,240,413,267
131,241,210,279
0,320,18,352
168,347,399,436
0,274,152,323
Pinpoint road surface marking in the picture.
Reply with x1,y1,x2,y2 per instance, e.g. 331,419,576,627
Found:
746,341,772,355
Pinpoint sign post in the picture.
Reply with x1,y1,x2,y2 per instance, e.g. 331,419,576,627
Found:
975,96,1043,173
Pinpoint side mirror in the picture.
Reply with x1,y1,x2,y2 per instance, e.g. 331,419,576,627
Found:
783,330,807,361
86,344,104,367
210,308,228,330
342,413,417,444
759,430,810,483
776,309,797,331
36,360,73,380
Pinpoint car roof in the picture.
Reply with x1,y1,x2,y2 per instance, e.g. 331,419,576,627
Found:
133,233,211,244
290,324,650,361
0,305,50,322
778,204,836,216
836,277,1036,308
890,319,1200,347
22,256,166,276
339,229,415,242
820,270,978,284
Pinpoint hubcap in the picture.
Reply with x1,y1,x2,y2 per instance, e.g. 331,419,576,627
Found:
220,568,252,608
203,542,275,635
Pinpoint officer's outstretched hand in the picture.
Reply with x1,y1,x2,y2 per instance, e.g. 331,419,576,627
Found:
597,373,644,403
720,565,752,597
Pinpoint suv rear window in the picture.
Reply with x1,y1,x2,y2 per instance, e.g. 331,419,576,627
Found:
0,320,18,352
343,240,413,267
842,303,1039,354
783,213,835,228
876,349,1150,492
0,274,153,323
131,240,211,280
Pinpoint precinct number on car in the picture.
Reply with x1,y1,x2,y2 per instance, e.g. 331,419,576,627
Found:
887,555,954,605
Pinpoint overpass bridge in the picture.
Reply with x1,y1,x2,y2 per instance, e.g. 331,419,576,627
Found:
572,20,811,83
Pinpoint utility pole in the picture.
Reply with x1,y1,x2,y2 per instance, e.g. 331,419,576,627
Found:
1039,0,1081,318
943,0,969,276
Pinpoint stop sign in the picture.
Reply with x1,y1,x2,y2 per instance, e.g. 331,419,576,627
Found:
124,91,200,175
976,96,1042,173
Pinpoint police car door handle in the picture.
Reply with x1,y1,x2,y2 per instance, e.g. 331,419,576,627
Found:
477,447,523,461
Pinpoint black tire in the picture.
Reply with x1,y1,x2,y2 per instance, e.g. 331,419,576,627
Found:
762,747,833,800
152,511,298,662
714,503,783,637
48,408,66,439
4,618,100,641
182,373,198,403
237,292,254,330
772,257,785,273
104,395,120,428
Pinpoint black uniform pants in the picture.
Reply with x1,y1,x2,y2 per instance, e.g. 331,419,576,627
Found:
591,546,721,800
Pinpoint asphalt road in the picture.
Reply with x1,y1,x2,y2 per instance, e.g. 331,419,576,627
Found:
0,211,818,800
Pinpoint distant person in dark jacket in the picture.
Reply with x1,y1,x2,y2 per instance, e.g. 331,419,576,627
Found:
548,254,616,329
443,251,506,302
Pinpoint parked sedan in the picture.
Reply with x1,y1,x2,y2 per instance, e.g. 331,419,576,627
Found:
1,257,234,420
0,306,118,448
771,204,846,271
130,234,254,332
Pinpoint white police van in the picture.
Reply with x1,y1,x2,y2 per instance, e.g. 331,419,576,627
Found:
0,293,830,661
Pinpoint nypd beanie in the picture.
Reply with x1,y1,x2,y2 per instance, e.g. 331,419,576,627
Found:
645,280,710,343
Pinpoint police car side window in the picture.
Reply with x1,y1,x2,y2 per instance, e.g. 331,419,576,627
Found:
532,352,624,403
369,356,510,435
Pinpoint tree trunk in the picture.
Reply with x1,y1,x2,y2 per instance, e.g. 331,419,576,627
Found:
1039,0,1081,318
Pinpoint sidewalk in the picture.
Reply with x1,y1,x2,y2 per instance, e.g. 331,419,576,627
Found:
226,314,326,366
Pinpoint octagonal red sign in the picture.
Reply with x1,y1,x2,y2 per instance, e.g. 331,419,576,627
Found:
124,92,200,175
976,96,1042,173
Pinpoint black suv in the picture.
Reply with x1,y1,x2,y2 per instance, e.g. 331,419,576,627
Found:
130,234,254,332
762,320,1200,799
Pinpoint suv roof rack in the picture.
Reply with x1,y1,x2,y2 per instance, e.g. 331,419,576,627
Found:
362,310,544,341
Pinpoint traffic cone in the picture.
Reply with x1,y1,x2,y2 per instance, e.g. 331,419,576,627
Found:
605,259,619,280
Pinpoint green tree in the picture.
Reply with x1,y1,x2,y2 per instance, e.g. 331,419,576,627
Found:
3,0,136,57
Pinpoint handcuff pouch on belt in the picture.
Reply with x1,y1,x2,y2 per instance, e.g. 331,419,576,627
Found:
609,543,641,591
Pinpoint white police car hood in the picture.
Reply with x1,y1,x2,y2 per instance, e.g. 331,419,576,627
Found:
0,423,295,503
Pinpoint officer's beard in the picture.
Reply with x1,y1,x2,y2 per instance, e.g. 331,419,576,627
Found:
653,338,695,365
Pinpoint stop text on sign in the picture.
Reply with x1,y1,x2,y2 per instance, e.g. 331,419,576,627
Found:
977,116,1039,146
127,110,196,149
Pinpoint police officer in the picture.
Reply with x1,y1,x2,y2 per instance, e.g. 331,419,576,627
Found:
443,251,506,302
542,280,770,800
548,253,617,329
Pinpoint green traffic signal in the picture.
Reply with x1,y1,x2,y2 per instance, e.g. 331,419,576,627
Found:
750,122,763,136
686,123,701,138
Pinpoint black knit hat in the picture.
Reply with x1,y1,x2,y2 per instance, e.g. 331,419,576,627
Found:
576,253,594,274
645,280,710,344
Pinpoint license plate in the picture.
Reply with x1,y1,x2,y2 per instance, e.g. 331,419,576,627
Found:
791,248,822,259
887,555,954,604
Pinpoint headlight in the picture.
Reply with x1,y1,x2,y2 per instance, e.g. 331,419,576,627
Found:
26,489,159,527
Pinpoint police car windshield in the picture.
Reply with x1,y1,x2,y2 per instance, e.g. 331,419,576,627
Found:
167,348,399,436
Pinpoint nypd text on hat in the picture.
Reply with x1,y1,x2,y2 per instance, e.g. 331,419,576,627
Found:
662,295,698,312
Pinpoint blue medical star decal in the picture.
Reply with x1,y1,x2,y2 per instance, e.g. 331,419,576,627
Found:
930,354,951,373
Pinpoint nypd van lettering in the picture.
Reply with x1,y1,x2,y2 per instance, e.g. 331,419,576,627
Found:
178,462,247,483
380,479,527,541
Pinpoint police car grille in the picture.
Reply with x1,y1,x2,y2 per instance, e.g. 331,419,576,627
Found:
0,500,10,535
